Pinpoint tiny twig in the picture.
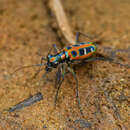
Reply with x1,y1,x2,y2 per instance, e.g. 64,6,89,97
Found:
49,0,75,44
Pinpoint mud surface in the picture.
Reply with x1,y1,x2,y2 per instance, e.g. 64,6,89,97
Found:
0,0,130,129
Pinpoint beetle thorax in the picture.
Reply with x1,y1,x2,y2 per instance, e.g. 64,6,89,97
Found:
47,52,67,67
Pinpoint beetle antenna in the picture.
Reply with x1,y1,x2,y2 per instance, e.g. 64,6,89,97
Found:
12,63,46,75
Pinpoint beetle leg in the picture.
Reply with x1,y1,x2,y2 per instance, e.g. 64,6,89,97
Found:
32,67,44,79
84,57,130,68
76,32,80,43
31,57,46,79
83,56,113,62
55,64,62,88
53,44,60,54
54,64,66,106
75,32,103,43
67,66,84,117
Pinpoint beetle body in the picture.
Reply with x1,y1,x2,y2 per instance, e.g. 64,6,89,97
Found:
47,42,96,69
14,32,130,117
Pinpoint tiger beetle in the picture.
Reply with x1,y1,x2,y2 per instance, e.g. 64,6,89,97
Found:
13,32,130,116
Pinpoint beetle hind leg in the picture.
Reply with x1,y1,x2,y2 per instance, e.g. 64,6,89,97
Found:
67,66,84,117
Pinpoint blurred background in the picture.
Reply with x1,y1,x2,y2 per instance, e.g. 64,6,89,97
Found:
0,0,129,129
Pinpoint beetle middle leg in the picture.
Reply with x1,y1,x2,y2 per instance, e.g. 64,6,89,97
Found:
54,64,66,106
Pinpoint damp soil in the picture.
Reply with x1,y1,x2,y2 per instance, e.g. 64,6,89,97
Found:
0,0,130,129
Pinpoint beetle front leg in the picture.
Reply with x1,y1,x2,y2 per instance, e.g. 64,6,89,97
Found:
53,44,60,54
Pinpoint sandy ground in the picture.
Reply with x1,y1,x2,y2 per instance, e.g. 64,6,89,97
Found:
0,0,130,129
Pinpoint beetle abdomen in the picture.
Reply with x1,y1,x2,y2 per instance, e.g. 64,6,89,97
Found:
64,42,96,60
